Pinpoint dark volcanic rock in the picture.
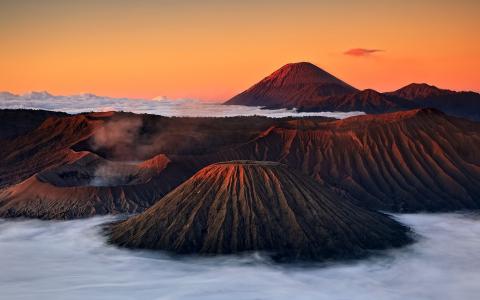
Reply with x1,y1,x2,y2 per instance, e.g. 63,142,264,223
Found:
108,161,411,262
387,83,480,121
298,89,415,114
0,109,67,140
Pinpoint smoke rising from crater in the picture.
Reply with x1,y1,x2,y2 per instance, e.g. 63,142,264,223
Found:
88,162,140,187
89,117,171,161
1,214,480,299
90,117,144,160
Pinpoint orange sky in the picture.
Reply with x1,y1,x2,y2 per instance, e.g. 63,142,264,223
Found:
1,0,479,101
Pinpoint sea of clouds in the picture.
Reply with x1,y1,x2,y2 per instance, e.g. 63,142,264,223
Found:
0,91,364,118
1,213,479,300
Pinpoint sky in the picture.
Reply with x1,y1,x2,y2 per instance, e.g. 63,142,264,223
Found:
1,0,479,101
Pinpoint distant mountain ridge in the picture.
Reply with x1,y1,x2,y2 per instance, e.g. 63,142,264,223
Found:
387,83,453,100
297,89,416,114
225,62,480,121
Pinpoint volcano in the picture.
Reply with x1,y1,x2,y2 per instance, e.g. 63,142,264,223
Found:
224,62,358,108
108,161,411,261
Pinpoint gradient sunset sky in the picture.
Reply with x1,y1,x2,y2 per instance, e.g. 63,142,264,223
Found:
1,0,479,101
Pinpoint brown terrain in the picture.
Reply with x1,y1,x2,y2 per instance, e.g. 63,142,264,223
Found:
108,161,411,262
0,107,479,218
225,62,480,121
0,111,306,218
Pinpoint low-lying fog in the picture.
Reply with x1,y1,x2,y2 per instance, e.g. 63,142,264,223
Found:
1,214,479,300
0,92,364,118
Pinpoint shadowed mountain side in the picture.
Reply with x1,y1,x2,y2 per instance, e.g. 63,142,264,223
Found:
0,109,67,140
297,89,416,114
165,109,480,212
388,83,480,121
0,114,98,188
108,161,411,262
414,92,480,121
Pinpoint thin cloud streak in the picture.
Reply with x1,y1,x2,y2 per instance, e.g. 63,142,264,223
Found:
344,48,384,57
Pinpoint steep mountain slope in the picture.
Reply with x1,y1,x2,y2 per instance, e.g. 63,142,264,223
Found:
108,161,411,261
170,109,480,212
0,109,67,140
225,62,358,107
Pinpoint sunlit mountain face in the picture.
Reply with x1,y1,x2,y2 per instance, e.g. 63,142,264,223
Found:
1,1,480,299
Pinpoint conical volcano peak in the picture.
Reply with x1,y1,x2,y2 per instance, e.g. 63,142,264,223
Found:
261,62,355,88
225,62,357,107
108,160,411,262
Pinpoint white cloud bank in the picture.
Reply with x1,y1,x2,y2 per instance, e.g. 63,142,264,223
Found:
1,213,480,299
0,91,364,118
